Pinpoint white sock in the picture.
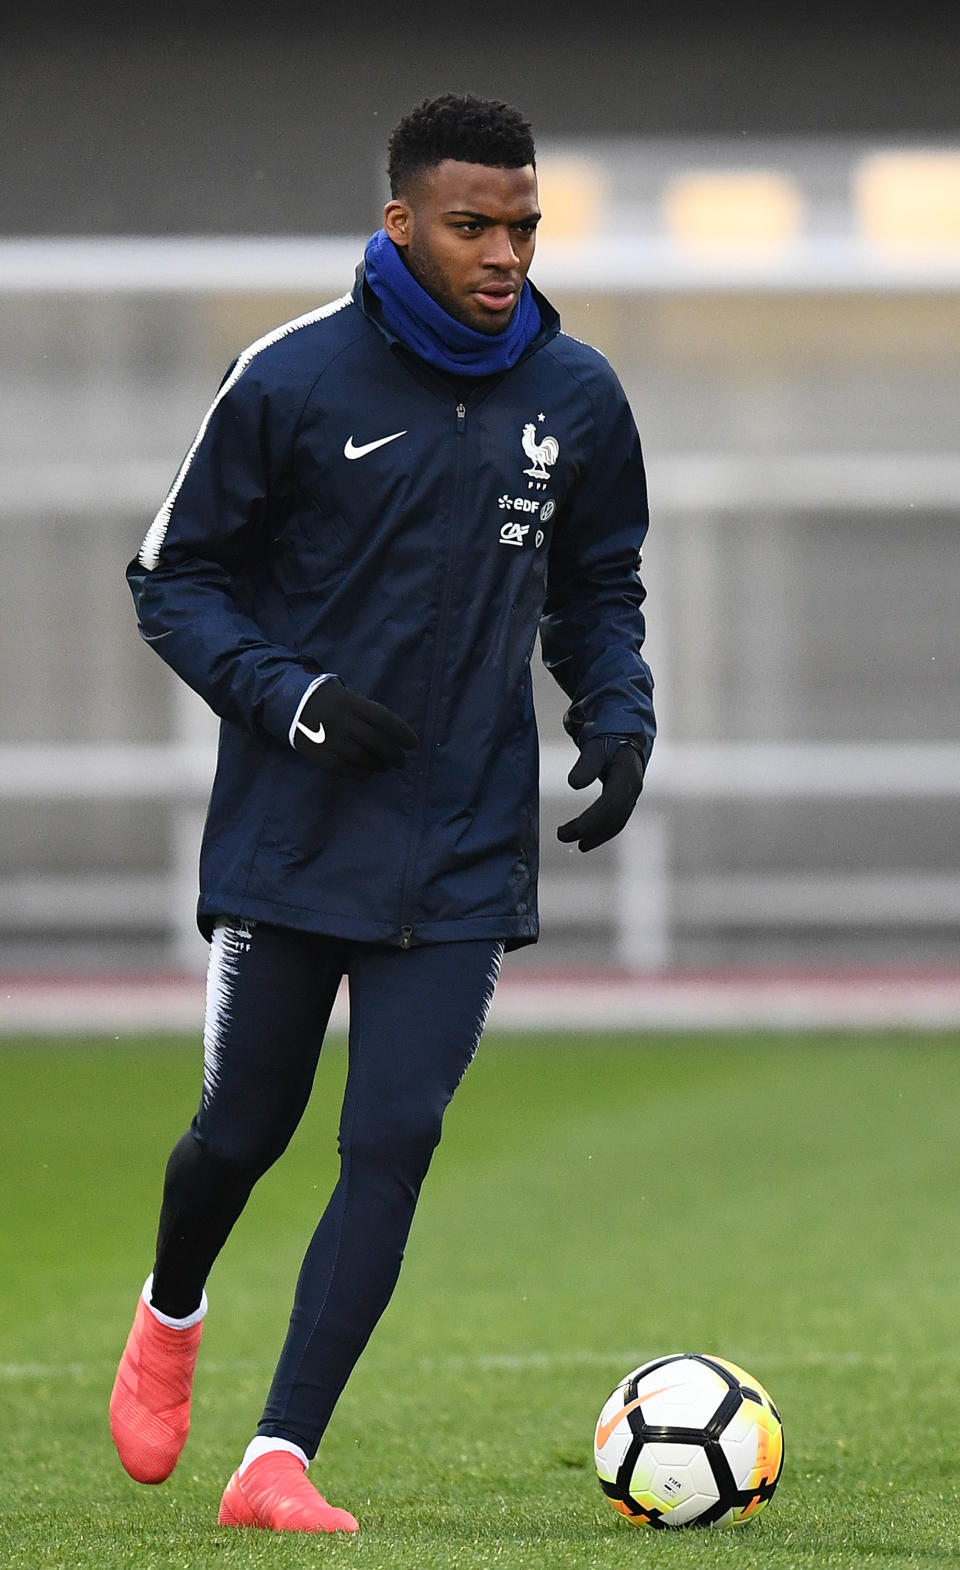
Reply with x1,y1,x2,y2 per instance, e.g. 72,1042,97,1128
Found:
240,1436,310,1475
142,1272,208,1329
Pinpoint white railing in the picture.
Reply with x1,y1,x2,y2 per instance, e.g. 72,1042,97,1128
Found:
1,236,957,974
1,234,959,294
5,452,960,518
2,739,959,973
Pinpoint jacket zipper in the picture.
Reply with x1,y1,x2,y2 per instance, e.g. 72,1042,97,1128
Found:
396,402,467,946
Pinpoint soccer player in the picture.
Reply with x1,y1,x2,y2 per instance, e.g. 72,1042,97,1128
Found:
111,91,655,1533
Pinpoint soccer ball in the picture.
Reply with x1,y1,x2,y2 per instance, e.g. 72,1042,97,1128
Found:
594,1352,784,1529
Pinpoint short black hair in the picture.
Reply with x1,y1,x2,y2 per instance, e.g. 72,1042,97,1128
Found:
387,93,536,198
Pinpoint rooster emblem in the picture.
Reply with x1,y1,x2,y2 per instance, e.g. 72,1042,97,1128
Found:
521,421,559,483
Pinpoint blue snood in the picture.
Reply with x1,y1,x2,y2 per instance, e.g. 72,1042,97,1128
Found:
363,228,541,377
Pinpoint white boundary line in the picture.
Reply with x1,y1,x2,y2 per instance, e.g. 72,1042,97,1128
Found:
0,1347,951,1382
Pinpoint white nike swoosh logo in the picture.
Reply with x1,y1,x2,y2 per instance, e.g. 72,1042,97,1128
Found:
344,430,407,460
295,719,326,745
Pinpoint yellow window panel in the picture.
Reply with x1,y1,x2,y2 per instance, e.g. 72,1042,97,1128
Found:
662,169,804,254
535,156,608,240
855,150,960,251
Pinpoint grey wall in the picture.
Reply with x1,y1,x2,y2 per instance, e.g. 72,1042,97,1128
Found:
3,2,958,975
3,281,958,972
3,2,958,236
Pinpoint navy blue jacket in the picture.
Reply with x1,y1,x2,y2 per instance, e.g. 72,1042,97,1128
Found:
127,268,655,949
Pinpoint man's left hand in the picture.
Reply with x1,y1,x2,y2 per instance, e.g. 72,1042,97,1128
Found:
556,737,645,853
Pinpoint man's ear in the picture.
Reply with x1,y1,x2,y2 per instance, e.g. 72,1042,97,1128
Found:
383,201,412,248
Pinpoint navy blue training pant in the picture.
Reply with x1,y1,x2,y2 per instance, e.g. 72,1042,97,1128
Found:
150,919,504,1457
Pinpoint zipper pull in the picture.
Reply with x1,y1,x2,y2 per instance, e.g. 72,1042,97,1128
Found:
400,925,414,950
455,402,466,433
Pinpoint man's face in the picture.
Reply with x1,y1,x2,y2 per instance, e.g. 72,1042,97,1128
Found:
383,160,540,335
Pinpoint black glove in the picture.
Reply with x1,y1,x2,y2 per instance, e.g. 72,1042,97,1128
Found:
556,736,645,853
292,677,418,780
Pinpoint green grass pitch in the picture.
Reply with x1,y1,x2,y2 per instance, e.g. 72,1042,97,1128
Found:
2,1029,960,1569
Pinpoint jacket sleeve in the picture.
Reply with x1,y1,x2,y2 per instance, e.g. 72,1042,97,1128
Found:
126,360,315,745
539,363,656,763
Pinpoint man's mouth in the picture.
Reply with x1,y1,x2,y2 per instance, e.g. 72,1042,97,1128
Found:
472,282,517,313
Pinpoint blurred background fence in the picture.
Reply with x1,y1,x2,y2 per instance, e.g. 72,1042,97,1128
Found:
2,129,958,986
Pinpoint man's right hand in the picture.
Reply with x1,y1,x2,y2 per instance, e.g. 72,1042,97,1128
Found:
292,678,418,780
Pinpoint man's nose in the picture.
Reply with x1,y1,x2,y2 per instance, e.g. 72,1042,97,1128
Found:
483,227,520,269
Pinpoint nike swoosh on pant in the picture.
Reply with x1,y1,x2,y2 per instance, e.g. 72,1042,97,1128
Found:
343,431,407,460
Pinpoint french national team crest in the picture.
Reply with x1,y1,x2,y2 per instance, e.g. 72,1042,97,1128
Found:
521,415,559,491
